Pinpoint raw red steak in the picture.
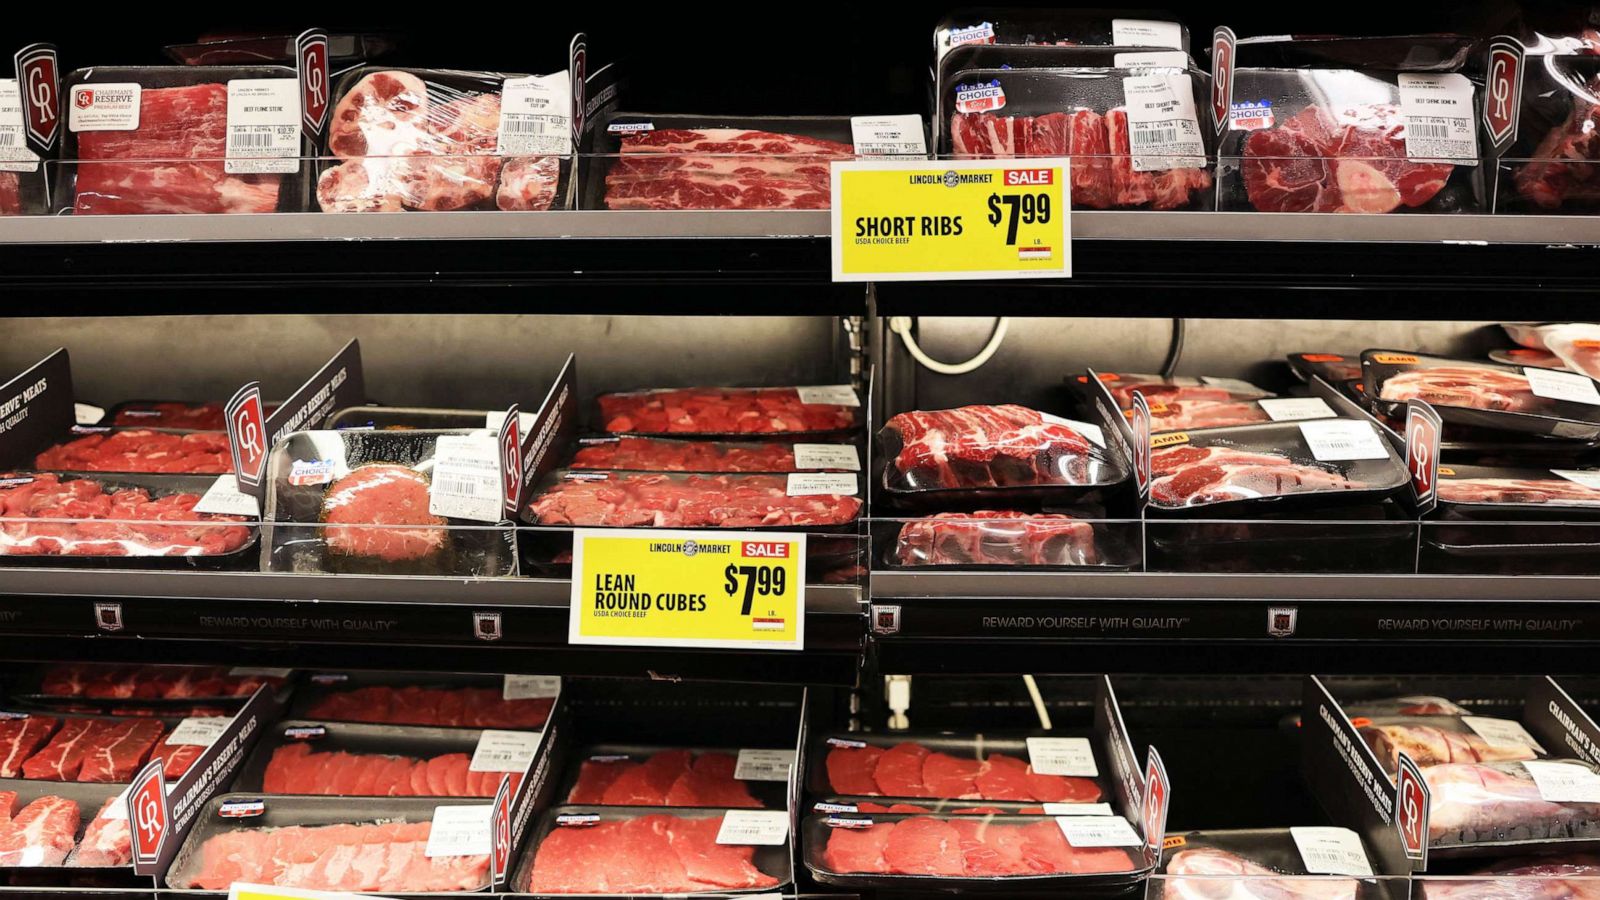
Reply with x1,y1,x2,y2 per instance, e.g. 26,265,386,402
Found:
0,717,59,778
825,742,1102,803
263,743,520,797
528,813,779,893
0,173,19,216
0,474,251,558
1378,366,1546,413
1149,446,1362,508
74,719,165,783
186,819,489,892
874,743,932,797
0,795,80,867
604,128,853,210
321,465,448,562
71,797,130,868
1515,77,1600,209
35,430,232,474
570,749,760,807
39,664,279,700
824,744,884,796
600,387,856,435
1241,105,1453,213
571,437,806,473
824,815,1134,878
893,511,1100,567
884,405,1098,490
823,822,893,874
529,473,861,528
73,83,281,215
303,685,552,729
110,402,243,431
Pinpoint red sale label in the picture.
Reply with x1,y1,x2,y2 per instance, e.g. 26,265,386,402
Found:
1004,168,1054,186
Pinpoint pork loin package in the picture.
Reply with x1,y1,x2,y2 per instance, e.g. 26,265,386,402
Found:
1155,828,1383,899
935,8,1192,64
597,385,862,438
885,510,1136,570
1424,759,1600,851
1216,35,1484,214
0,472,256,567
58,66,312,215
262,429,517,576
317,66,569,213
1487,46,1600,213
810,733,1107,804
166,794,497,892
942,64,1215,210
587,113,855,210
1363,351,1600,440
519,805,792,894
570,435,861,473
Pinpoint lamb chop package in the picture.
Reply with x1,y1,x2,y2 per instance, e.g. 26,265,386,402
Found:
58,65,313,214
587,113,856,211
1155,828,1385,898
1484,43,1600,213
263,429,517,577
1421,464,1600,575
317,66,571,213
941,63,1216,210
934,8,1191,64
569,435,861,474
596,385,862,438
1216,34,1484,214
1363,351,1600,440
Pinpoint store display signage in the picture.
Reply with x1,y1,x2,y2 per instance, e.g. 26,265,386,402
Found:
831,157,1071,281
569,528,806,650
229,886,396,900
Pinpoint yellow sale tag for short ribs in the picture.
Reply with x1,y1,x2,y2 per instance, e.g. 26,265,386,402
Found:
831,157,1071,282
570,529,806,651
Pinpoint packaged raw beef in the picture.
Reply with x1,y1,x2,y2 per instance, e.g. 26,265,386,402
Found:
589,114,855,210
526,470,861,528
59,66,310,214
263,429,517,576
1425,759,1600,849
0,711,223,783
812,734,1105,803
888,511,1109,568
877,404,1128,504
598,386,860,437
935,8,1192,64
106,400,278,432
570,436,858,473
24,664,284,703
167,795,494,892
1364,351,1600,440
33,428,232,474
1155,828,1380,899
1143,420,1408,514
560,747,779,809
1499,323,1600,380
1421,855,1600,899
1487,45,1600,212
326,405,499,430
1087,371,1275,409
1436,465,1600,511
233,721,534,799
318,67,569,212
0,472,255,565
0,781,118,870
521,806,790,894
294,677,553,730
942,63,1215,210
1358,715,1542,773
1217,35,1484,214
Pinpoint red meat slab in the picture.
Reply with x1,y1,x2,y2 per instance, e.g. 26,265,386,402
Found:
923,752,983,799
824,744,884,796
76,719,164,783
884,817,965,876
823,822,893,874
873,743,932,797
0,718,58,778
0,795,80,866
601,750,693,806
321,465,448,562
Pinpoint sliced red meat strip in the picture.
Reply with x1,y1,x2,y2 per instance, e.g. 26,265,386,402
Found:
874,743,932,797
604,129,853,211
823,822,893,874
0,717,59,778
825,745,885,796
884,817,965,876
922,752,983,799
601,750,692,806
0,795,80,866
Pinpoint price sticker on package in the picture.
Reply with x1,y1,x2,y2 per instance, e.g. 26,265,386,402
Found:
1290,826,1374,877
1462,717,1545,754
832,157,1071,282
425,805,492,857
165,717,231,748
470,730,542,773
503,675,561,700
1056,815,1142,847
1524,760,1600,803
716,810,790,845
1026,737,1098,777
735,749,796,781
570,528,805,650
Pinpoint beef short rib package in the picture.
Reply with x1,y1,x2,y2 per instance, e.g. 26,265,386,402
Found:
263,429,516,576
1156,828,1382,898
1217,35,1484,214
570,435,860,473
586,113,855,210
1363,351,1600,440
935,8,1191,64
59,66,311,215
597,385,862,438
941,64,1215,210
318,66,570,213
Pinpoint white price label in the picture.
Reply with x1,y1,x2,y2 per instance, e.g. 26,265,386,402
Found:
1114,51,1192,69
194,475,262,517
1298,419,1389,462
166,716,231,748
226,79,301,174
795,385,860,407
1462,717,1546,754
1524,760,1600,803
792,444,861,471
1291,826,1374,877
786,473,858,496
1026,737,1098,777
735,749,796,781
1056,815,1142,847
1553,469,1600,491
1258,397,1337,423
0,80,39,172
1525,367,1600,407
67,83,141,132
499,72,572,156
503,675,561,700
1112,19,1185,49
1040,413,1106,448
429,434,503,522
469,730,541,773
485,410,537,433
73,403,106,425
1398,73,1479,165
850,115,927,157
1121,74,1206,172
1043,802,1115,816
424,805,493,857
715,810,790,846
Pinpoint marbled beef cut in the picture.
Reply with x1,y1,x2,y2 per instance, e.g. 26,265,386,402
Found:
1241,105,1452,213
604,129,854,210
320,464,447,562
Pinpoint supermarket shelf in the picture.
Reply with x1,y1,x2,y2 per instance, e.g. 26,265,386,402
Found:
0,569,866,685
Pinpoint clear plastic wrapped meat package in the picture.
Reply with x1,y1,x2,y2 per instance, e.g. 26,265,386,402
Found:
318,66,571,213
570,435,859,473
1499,323,1600,380
33,426,233,475
596,385,862,438
585,114,856,211
557,744,787,810
809,732,1108,803
1488,46,1600,213
263,429,516,576
1155,828,1384,900
289,671,555,730
1357,712,1544,773
934,8,1192,64
1422,464,1600,575
887,510,1130,570
1425,759,1600,851
1363,350,1600,440
1217,35,1484,214
58,66,312,215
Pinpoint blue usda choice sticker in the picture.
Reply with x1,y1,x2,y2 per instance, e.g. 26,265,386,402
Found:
948,22,996,46
955,80,1006,114
1229,99,1275,131
288,458,336,486
556,814,601,827
220,798,266,818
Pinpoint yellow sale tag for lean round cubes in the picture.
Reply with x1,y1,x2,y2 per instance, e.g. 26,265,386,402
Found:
831,157,1072,282
569,529,806,651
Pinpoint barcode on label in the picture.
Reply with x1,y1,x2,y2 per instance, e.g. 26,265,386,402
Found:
856,143,922,155
502,117,551,134
1408,119,1457,140
0,134,13,147
230,130,278,148
435,475,495,497
1134,125,1178,145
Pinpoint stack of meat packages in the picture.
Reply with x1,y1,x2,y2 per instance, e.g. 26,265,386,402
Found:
806,734,1142,885
3,397,252,561
877,395,1129,569
936,12,1213,210
172,675,551,894
0,663,268,873
1218,35,1482,213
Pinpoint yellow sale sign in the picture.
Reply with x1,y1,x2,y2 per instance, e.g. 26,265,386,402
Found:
569,529,806,650
831,157,1072,281
230,885,395,900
